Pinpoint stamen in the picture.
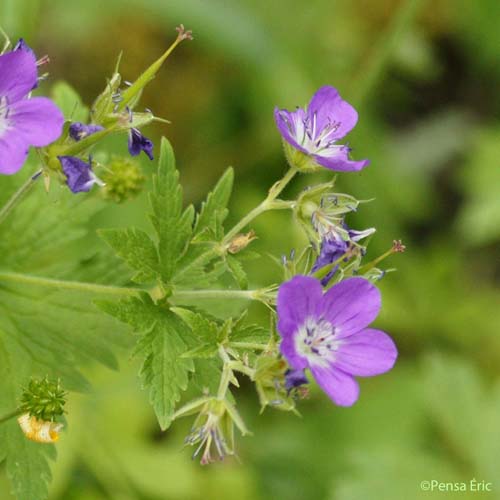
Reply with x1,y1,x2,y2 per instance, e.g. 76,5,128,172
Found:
36,55,50,66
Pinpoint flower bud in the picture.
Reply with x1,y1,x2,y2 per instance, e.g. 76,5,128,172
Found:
294,181,361,243
227,230,257,254
253,354,298,412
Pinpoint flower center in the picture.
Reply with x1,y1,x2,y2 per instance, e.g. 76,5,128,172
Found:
0,96,11,137
301,113,343,155
295,317,340,366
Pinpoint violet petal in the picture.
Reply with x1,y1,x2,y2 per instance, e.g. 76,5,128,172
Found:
334,328,398,377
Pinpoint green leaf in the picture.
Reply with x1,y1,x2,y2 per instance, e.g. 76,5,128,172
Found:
150,138,194,284
193,167,234,240
172,243,226,288
171,307,220,344
225,254,248,290
230,323,269,345
98,228,159,284
0,183,103,277
181,343,219,359
51,81,89,123
0,174,132,499
0,280,128,389
0,281,128,500
99,295,194,430
2,424,55,500
0,344,53,500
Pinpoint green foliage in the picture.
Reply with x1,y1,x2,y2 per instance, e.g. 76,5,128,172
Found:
150,138,195,284
2,0,500,497
225,254,249,289
99,228,159,284
193,167,233,240
98,294,194,430
0,176,129,499
2,424,55,500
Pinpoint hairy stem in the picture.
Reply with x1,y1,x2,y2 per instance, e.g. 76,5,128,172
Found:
0,170,42,226
222,165,297,245
217,347,233,399
0,272,139,296
172,289,260,302
0,409,22,425
0,272,267,302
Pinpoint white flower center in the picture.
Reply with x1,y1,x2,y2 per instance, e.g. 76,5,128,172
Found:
0,96,11,137
295,317,341,367
301,113,344,155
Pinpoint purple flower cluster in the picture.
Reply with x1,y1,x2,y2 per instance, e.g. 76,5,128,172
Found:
275,86,397,406
275,86,369,172
0,42,63,174
277,276,397,406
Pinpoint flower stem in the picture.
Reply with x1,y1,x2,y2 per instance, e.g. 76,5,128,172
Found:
0,170,42,226
172,289,261,302
222,165,297,245
357,240,405,273
0,409,22,425
230,342,268,351
0,272,139,296
217,347,233,399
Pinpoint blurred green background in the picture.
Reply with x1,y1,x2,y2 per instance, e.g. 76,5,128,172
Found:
1,0,500,498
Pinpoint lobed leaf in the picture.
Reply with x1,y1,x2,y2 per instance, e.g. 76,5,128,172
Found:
150,138,194,284
99,228,159,284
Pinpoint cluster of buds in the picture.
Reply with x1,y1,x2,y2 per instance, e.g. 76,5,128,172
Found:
100,157,145,203
42,26,192,194
17,377,66,444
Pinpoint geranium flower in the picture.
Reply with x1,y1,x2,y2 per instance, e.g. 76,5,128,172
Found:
128,127,153,160
277,276,397,406
274,86,369,172
58,156,103,193
0,46,63,174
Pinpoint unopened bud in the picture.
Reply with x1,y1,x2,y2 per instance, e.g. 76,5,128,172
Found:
227,230,257,254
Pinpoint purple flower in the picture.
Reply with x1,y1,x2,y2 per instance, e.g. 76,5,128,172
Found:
69,122,104,141
128,128,153,160
0,48,64,174
277,276,397,406
58,156,103,193
274,86,369,172
312,225,375,285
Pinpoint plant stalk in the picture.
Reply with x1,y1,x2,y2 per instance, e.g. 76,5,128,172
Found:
0,170,42,226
